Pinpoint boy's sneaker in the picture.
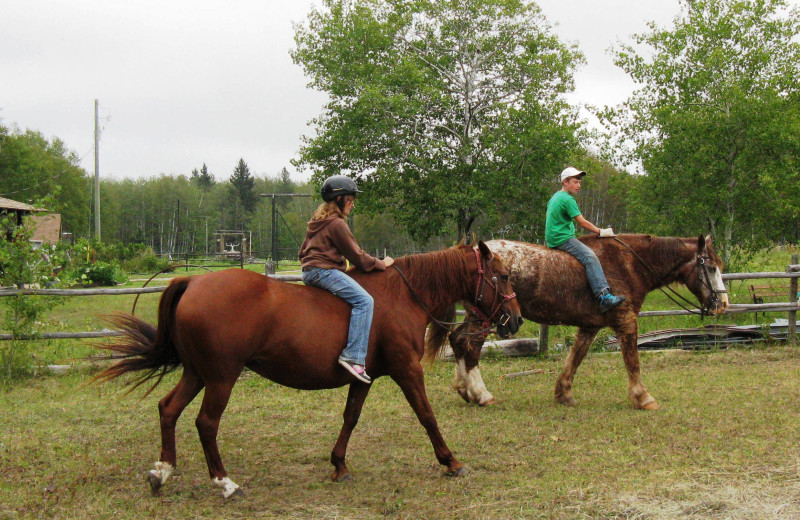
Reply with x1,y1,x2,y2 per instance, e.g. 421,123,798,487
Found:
338,359,372,384
599,290,626,313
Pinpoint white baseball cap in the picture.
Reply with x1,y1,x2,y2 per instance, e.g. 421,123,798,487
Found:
560,166,587,182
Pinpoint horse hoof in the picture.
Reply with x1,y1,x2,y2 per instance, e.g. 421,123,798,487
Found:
557,397,577,407
332,472,353,483
444,465,467,477
641,400,659,411
227,487,244,499
146,473,162,495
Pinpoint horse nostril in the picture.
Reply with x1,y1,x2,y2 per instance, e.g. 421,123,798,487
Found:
517,317,524,327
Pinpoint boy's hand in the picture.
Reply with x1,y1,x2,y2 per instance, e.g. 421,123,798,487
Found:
599,228,615,238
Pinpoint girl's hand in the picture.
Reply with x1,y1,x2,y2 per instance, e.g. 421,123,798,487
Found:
383,256,395,267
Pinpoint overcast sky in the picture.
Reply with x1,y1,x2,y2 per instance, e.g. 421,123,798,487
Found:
0,1,785,184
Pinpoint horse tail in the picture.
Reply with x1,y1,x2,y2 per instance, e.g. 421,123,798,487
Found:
93,278,190,396
422,304,456,365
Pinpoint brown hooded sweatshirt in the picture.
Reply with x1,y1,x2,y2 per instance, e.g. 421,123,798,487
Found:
298,215,386,272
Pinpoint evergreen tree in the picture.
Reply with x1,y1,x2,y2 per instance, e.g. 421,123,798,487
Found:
229,159,257,228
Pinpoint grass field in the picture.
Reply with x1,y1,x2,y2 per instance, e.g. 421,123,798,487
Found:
2,347,800,519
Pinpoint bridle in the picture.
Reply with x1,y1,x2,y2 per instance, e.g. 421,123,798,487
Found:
391,246,517,336
695,254,726,315
470,247,517,334
611,236,725,317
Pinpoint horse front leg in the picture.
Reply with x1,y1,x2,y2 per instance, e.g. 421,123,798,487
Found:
330,382,371,482
450,320,495,406
147,371,204,495
555,326,600,406
195,380,243,498
392,364,465,476
616,319,658,410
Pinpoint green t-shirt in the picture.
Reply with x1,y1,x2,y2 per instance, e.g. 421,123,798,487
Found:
545,190,581,247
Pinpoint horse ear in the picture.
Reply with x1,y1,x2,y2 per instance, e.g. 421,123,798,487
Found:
478,240,494,261
697,235,706,252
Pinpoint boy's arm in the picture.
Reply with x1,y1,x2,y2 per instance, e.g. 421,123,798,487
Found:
575,215,615,237
574,215,601,234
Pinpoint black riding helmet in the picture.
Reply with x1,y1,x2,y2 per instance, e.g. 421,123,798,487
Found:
321,175,362,202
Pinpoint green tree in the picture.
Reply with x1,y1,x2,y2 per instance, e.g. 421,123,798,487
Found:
0,125,90,237
293,0,583,241
229,158,257,217
191,163,216,192
603,0,800,264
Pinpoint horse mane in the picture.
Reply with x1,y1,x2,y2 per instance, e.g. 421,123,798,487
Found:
648,235,691,265
618,234,713,287
390,244,473,364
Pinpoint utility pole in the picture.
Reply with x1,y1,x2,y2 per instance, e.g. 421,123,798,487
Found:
93,99,101,240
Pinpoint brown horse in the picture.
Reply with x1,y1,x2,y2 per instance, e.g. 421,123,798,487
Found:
95,242,522,498
449,235,728,410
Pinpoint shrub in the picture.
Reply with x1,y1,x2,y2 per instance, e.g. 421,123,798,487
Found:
0,217,64,382
74,261,128,286
120,247,170,274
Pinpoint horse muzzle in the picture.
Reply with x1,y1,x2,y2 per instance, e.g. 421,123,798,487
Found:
496,312,523,338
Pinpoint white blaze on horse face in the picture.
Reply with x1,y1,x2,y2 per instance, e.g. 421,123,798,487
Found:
712,266,729,307
455,359,494,405
149,461,174,485
212,476,241,498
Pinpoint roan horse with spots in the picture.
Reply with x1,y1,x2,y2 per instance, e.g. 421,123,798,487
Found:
94,242,521,498
449,234,728,410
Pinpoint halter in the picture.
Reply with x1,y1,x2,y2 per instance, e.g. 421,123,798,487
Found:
391,247,517,337
611,236,726,317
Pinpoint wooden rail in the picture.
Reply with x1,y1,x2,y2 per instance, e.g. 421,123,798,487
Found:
1,266,798,343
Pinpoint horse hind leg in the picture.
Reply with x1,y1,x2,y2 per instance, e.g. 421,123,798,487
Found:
147,372,204,495
330,383,371,482
555,327,600,406
195,380,243,498
617,321,658,410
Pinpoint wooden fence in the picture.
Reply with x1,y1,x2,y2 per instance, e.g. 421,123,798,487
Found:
1,261,798,346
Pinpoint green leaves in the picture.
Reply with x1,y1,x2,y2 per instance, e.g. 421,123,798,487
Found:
0,126,90,237
605,0,800,262
293,0,583,240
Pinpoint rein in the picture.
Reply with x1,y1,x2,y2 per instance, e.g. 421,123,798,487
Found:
390,247,516,338
610,236,723,317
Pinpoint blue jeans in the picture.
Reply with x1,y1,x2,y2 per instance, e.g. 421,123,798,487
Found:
302,268,374,365
553,238,610,298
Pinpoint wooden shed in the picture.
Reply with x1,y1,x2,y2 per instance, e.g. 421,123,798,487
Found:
0,196,60,243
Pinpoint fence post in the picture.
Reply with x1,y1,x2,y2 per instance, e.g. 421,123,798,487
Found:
538,324,549,354
789,254,798,345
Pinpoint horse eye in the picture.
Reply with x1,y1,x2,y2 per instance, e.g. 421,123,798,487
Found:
501,275,509,283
